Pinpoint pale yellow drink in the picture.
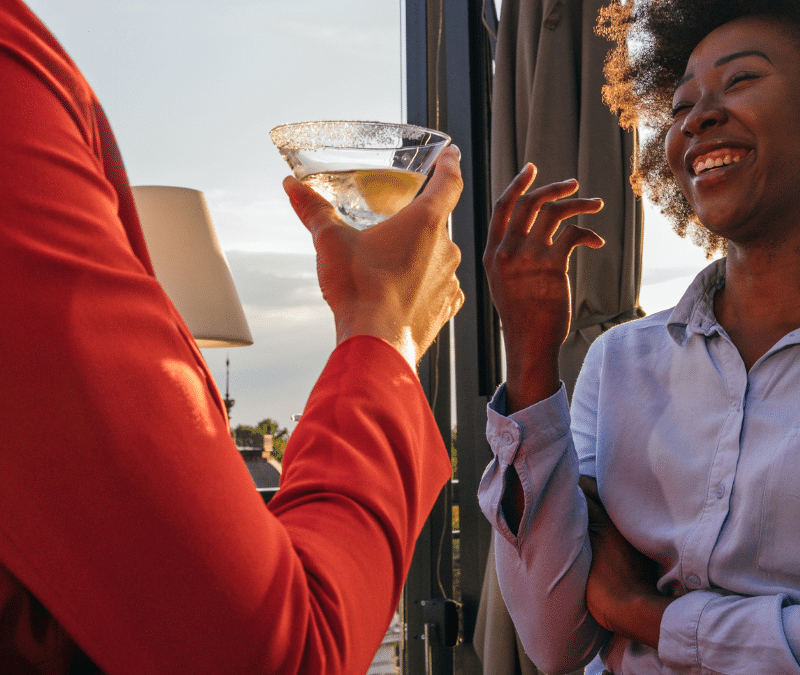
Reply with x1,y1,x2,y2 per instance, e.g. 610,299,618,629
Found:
301,168,427,230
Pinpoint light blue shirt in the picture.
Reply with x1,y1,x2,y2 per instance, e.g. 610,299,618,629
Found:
479,259,800,674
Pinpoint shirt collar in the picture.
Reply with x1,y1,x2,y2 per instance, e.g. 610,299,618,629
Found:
667,258,727,345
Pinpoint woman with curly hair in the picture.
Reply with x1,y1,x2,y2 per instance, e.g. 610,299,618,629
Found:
478,0,800,673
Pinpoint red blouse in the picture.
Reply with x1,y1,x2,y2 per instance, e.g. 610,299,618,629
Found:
0,2,451,673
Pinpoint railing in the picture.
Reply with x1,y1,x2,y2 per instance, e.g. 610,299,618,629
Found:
257,487,279,505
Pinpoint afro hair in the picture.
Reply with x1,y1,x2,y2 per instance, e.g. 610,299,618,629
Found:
596,0,800,256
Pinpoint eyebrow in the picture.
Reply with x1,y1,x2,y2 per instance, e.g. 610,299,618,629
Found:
675,50,773,89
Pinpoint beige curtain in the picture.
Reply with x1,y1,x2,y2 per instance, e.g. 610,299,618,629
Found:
489,0,643,398
475,0,642,672
475,535,558,675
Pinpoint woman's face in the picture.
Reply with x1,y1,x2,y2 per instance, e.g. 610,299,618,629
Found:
665,17,800,246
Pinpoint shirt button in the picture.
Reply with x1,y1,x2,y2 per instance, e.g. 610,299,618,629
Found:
501,432,514,445
686,574,701,588
716,484,725,499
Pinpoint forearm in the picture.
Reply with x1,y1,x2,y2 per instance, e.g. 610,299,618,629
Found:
479,386,607,672
579,476,674,651
270,336,452,672
608,592,673,650
503,342,561,414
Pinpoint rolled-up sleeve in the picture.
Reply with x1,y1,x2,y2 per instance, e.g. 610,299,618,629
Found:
659,590,800,672
478,384,608,673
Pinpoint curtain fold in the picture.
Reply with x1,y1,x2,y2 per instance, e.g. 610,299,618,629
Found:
489,0,643,399
475,0,642,671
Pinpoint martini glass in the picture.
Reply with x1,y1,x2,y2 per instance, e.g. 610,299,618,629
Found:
270,120,451,230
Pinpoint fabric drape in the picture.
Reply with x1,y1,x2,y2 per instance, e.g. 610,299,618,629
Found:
476,0,642,672
489,0,643,398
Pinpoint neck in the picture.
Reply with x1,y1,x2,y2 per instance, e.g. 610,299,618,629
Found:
715,237,800,368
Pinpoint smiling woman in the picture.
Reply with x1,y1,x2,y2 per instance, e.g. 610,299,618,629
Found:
478,1,800,674
600,0,800,256
665,19,800,248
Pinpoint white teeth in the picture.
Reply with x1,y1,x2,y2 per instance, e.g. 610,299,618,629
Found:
693,152,744,174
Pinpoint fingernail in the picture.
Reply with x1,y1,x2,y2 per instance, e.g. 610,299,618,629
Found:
450,144,461,160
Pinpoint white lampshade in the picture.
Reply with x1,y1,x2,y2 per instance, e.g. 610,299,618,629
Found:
131,186,253,348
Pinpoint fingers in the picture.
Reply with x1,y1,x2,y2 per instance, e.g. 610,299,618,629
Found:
551,222,605,259
486,163,537,251
414,145,464,221
507,178,584,241
486,174,605,266
489,173,604,245
513,187,604,247
282,176,344,238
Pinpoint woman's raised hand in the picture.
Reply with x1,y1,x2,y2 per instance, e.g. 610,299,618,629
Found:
283,146,464,372
483,164,604,412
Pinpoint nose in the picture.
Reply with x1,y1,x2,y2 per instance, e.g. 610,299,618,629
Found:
681,95,728,137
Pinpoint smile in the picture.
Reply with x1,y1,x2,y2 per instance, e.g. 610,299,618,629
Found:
692,148,751,175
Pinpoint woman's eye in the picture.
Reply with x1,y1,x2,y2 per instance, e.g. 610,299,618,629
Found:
726,71,759,88
671,102,692,118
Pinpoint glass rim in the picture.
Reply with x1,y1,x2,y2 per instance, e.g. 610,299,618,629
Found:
269,120,451,150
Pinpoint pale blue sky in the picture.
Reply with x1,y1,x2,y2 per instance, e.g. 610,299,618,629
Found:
24,0,712,430
26,0,406,255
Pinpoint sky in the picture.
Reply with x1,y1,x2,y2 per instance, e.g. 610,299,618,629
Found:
24,0,715,431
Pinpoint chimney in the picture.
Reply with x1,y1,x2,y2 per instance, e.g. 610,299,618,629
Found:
262,434,274,460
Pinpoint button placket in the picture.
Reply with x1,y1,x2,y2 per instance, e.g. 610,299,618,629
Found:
677,336,747,591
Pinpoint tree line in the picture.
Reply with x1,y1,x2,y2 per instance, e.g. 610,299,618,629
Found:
233,418,289,463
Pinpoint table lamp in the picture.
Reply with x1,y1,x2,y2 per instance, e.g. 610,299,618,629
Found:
131,186,253,348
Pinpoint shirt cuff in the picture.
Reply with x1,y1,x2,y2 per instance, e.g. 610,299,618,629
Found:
658,591,715,669
480,383,572,544
660,591,800,671
486,382,571,464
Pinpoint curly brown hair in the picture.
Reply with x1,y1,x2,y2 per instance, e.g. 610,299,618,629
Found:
596,0,800,256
